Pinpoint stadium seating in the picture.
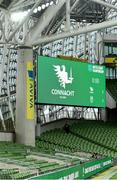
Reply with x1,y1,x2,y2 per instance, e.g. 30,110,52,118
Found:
0,142,66,179
0,120,116,178
0,168,36,179
10,171,36,179
36,120,117,158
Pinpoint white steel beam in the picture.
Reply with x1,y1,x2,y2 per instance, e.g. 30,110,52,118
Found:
4,14,9,41
31,18,117,45
71,0,80,11
11,0,28,7
8,0,19,9
66,0,71,31
6,49,15,127
10,0,35,12
0,109,6,131
8,0,25,10
0,20,6,41
7,0,42,42
50,0,80,34
90,0,117,10
26,0,66,45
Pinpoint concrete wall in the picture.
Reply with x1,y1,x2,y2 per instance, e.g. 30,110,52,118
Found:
106,90,116,109
36,118,79,136
0,132,13,142
16,47,35,146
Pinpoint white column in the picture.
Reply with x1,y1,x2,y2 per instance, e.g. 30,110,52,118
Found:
66,0,70,31
16,47,35,146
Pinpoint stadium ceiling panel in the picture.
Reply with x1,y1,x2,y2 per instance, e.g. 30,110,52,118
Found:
0,0,117,46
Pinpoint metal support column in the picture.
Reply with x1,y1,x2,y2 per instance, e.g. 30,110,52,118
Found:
66,0,71,31
16,47,35,146
84,33,87,58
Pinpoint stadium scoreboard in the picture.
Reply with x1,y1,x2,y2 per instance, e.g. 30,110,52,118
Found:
37,56,106,107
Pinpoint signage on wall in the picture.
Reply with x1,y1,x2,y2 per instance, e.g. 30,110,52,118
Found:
26,61,34,120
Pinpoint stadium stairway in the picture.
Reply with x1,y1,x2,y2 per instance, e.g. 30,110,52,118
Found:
106,79,117,109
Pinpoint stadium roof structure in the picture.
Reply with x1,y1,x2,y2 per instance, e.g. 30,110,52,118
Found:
0,0,117,46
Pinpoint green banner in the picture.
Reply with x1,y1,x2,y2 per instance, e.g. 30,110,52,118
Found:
29,157,112,180
82,157,112,178
37,56,106,107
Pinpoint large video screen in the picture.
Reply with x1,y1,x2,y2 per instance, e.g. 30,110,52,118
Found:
37,56,106,107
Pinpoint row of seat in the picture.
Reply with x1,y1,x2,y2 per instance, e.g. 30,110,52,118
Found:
36,120,117,158
0,169,36,179
70,120,117,150
0,142,65,179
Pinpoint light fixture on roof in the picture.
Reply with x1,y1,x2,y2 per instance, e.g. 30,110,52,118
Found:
46,3,49,7
42,4,46,9
33,8,38,13
11,11,28,22
50,1,54,5
38,6,41,11
82,19,86,22
28,9,30,12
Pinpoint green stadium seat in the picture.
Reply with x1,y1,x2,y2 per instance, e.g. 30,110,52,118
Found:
36,120,117,158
